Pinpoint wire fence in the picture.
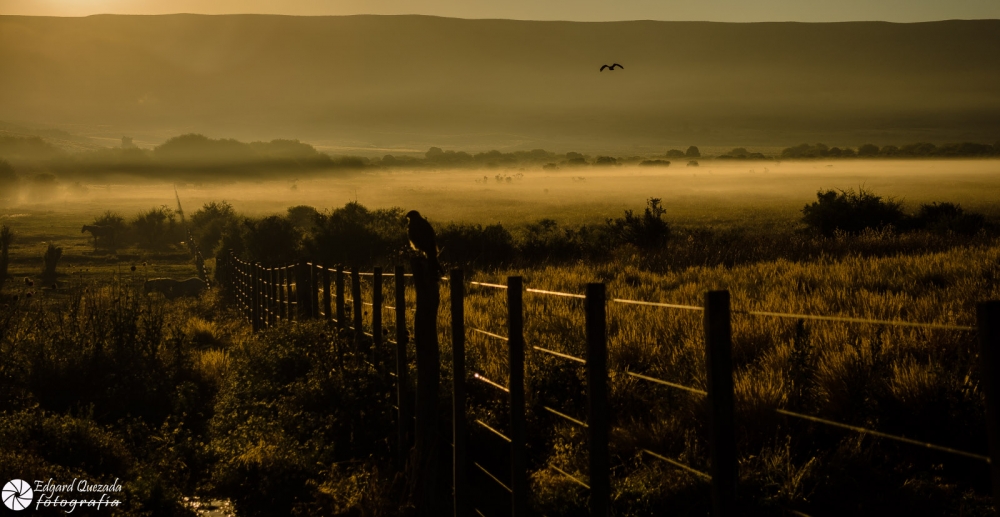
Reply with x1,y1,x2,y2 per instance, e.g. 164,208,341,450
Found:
216,252,1000,516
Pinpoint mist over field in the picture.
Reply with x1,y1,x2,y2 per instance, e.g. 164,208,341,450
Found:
1,15,999,153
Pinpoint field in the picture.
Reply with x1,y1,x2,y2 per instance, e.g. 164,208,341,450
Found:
2,159,1000,515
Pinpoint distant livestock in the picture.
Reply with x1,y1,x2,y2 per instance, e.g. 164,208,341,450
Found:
143,277,207,299
81,225,115,247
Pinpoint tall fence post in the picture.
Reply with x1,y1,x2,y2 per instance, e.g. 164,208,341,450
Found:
374,266,384,367
277,267,286,323
508,276,528,517
336,267,346,331
585,283,610,517
323,265,333,323
451,269,468,517
409,256,443,514
352,267,363,347
282,266,290,322
311,264,321,319
395,265,411,470
705,290,737,517
978,300,1000,510
251,263,261,333
267,267,275,328
297,261,313,320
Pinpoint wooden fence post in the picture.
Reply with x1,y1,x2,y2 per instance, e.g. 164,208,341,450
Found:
336,267,346,331
352,267,363,347
311,264,321,319
277,267,286,323
451,269,468,517
323,265,333,323
297,261,313,320
409,256,443,515
705,290,737,517
251,263,261,333
395,265,411,470
267,268,275,328
508,276,528,517
978,300,1000,510
586,283,610,517
374,266,384,367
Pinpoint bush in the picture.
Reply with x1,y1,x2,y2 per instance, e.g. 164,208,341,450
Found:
802,188,905,236
243,215,301,264
606,197,671,249
90,210,128,248
190,201,238,255
912,202,987,235
438,222,516,267
303,202,405,267
131,206,183,250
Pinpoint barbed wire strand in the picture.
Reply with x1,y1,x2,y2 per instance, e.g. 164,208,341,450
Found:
736,309,974,331
624,371,707,396
640,449,711,480
533,346,586,365
549,465,590,490
543,406,588,428
475,419,512,443
473,462,512,493
776,409,991,462
473,372,510,394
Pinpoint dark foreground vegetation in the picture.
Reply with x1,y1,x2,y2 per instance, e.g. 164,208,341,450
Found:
1,183,997,516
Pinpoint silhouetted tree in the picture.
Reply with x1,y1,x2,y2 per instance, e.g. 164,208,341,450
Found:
802,188,905,236
858,144,879,157
685,146,701,158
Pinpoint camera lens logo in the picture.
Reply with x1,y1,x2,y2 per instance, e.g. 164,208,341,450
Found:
2,479,33,511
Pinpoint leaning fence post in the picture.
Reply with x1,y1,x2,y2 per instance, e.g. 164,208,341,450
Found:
705,290,737,517
451,269,468,517
277,267,285,323
336,267,346,331
978,300,1000,510
297,261,313,320
508,276,528,517
352,267,363,347
586,283,610,517
311,264,321,319
374,266,384,367
395,265,411,470
323,265,333,323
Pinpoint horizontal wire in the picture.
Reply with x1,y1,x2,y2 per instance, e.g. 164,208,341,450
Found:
474,509,486,517
735,309,974,331
469,281,508,290
532,346,586,365
363,302,374,307
473,372,510,393
549,465,590,490
526,288,585,299
776,409,991,462
385,305,397,311
358,272,375,277
542,406,588,428
640,449,711,480
612,298,704,311
624,371,707,396
473,462,512,493
474,419,512,443
470,327,509,342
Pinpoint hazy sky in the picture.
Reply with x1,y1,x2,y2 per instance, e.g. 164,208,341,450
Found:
3,0,999,22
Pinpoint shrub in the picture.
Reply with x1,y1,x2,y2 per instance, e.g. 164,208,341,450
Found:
303,202,405,266
438,222,515,267
802,188,905,236
685,146,700,158
131,206,183,250
190,201,238,255
606,197,671,249
243,215,301,264
912,202,987,235
91,210,128,248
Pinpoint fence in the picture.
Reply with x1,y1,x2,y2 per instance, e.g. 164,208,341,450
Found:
216,251,1000,516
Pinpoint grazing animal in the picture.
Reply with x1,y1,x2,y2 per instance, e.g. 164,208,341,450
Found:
81,225,115,247
600,63,624,71
405,210,443,275
143,277,207,299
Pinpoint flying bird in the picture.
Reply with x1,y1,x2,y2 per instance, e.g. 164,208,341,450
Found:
405,210,443,275
600,63,624,71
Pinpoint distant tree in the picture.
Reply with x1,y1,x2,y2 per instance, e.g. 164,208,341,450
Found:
243,215,301,264
858,144,879,157
913,202,986,235
131,206,182,250
879,145,899,157
666,149,686,158
685,146,701,158
899,142,936,156
286,205,319,234
425,147,444,159
595,156,618,166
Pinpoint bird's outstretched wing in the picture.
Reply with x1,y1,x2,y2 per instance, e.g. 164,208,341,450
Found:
612,63,624,70
600,65,609,71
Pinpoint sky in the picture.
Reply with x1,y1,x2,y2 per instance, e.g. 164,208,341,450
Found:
2,0,999,22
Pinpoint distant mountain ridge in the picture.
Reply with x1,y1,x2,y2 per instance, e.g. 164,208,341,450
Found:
1,15,998,152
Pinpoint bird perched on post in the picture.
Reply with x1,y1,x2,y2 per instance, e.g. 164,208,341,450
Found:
405,210,443,275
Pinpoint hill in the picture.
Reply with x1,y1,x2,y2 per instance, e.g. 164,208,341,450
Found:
1,15,998,153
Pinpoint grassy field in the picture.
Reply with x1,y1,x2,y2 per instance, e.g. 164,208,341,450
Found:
2,159,999,515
